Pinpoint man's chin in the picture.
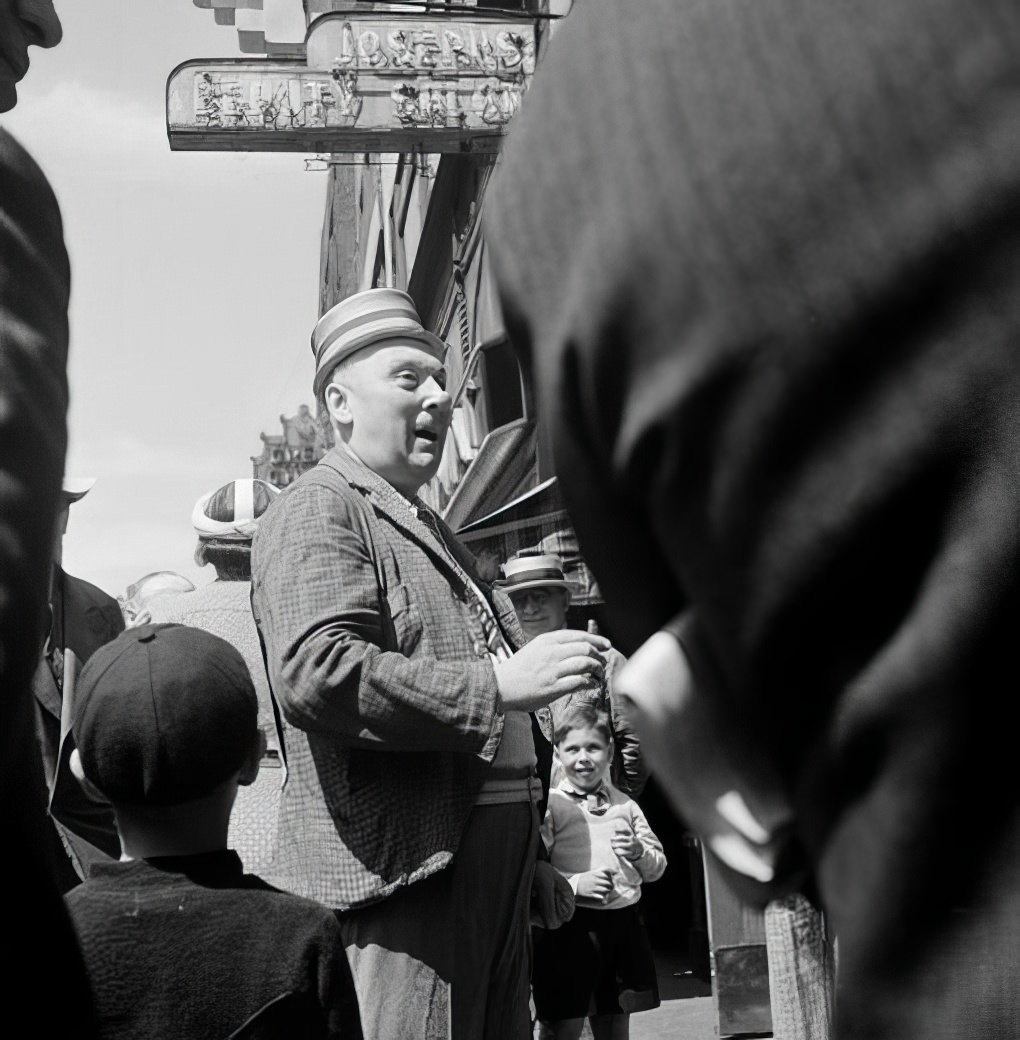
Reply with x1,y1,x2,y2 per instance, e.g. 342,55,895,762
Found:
401,453,440,488
0,80,18,113
408,451,443,475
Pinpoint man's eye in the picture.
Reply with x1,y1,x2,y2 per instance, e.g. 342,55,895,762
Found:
397,371,419,386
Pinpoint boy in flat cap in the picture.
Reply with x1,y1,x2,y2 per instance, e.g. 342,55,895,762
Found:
64,623,351,1039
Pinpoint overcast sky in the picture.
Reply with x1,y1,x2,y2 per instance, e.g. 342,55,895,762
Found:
1,0,326,598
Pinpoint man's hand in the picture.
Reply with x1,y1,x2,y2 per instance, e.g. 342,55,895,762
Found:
610,824,643,862
531,860,575,929
614,629,793,885
574,868,614,902
494,630,610,712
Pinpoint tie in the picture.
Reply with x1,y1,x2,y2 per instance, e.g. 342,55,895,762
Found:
564,783,611,816
414,503,512,661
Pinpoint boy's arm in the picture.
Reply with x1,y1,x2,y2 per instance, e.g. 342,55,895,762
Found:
630,803,668,882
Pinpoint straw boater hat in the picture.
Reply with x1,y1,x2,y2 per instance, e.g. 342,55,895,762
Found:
311,287,447,398
494,552,573,600
192,479,279,544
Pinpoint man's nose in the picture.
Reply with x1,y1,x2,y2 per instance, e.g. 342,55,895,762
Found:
422,378,452,414
18,1,63,49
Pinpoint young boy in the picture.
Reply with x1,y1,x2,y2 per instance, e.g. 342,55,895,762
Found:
64,622,353,1039
533,702,666,1040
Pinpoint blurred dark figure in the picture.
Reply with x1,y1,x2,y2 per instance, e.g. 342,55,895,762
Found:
485,2,1020,1038
33,477,125,889
1,2,97,1031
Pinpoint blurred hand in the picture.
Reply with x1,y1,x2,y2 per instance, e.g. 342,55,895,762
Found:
495,630,611,712
575,867,614,902
614,630,793,885
610,824,643,861
531,860,575,929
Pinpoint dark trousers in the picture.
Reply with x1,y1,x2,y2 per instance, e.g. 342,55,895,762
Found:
339,801,539,1040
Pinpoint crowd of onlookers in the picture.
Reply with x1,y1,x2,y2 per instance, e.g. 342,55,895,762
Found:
42,468,668,1040
6,2,1020,1040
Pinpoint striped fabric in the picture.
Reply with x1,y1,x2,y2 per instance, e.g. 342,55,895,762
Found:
193,479,278,542
310,288,447,396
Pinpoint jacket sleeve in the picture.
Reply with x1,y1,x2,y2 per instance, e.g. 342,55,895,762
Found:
251,481,502,757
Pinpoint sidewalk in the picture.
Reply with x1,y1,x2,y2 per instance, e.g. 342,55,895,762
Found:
551,951,718,1040
632,951,715,1040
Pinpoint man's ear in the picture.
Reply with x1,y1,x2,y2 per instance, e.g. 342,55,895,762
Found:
324,380,353,427
69,747,107,802
238,729,267,787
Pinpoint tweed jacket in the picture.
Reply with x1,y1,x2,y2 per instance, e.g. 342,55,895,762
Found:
251,446,538,909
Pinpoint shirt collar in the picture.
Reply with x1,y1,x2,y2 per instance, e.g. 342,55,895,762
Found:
558,777,612,814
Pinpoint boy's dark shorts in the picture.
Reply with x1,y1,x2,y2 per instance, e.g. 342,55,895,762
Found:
532,903,660,1020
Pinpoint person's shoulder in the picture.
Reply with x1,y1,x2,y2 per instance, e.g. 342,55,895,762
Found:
547,786,581,813
237,875,345,930
261,454,363,521
0,127,62,215
62,571,119,609
61,571,124,638
608,784,638,810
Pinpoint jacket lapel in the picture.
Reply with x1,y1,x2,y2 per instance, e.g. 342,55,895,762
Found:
320,448,466,588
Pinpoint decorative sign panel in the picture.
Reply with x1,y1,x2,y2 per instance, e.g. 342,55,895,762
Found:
167,14,536,152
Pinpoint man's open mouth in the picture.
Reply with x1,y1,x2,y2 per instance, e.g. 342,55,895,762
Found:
414,428,438,443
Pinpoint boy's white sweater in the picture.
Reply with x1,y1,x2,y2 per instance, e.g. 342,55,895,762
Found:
541,780,667,909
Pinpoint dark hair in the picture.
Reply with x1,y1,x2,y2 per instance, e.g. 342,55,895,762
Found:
195,541,252,582
553,701,613,747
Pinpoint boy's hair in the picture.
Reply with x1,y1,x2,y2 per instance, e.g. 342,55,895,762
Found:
553,701,613,747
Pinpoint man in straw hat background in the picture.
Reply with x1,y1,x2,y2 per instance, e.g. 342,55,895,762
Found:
252,287,610,1040
498,550,646,798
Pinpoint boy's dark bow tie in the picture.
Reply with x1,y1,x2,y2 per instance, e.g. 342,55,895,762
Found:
563,782,611,815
